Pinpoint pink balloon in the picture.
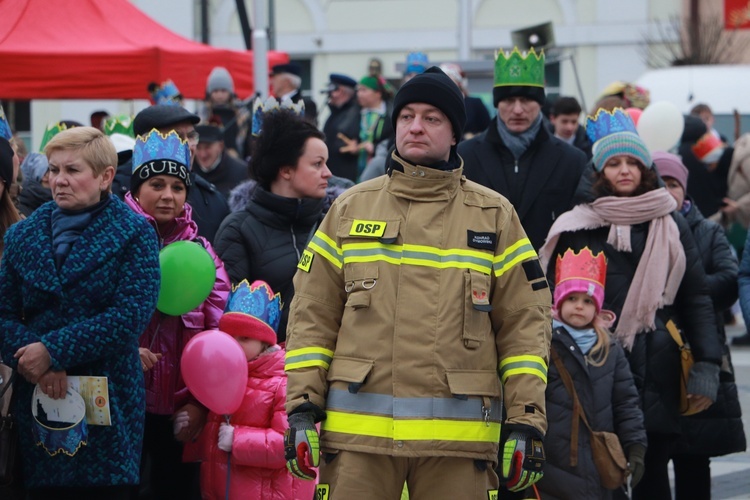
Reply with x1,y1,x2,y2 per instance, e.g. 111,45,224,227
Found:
181,330,248,415
625,107,643,126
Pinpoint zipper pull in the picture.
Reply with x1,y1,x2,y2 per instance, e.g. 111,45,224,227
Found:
514,161,519,174
481,396,492,427
551,211,556,221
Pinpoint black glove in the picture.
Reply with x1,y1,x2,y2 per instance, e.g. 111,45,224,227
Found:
284,412,319,480
627,444,646,489
499,424,545,492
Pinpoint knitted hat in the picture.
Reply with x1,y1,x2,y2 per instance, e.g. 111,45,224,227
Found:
0,138,13,186
219,280,281,346
554,247,607,313
691,132,725,164
653,151,688,191
586,108,651,172
206,67,235,94
131,129,191,194
493,47,546,106
20,152,48,183
391,66,467,142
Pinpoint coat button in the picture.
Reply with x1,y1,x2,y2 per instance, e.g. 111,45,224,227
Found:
396,441,404,448
569,346,575,351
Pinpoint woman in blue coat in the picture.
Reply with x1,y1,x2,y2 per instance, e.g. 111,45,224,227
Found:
0,127,160,499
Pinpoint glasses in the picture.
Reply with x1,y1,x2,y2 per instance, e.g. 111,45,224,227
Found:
184,131,199,145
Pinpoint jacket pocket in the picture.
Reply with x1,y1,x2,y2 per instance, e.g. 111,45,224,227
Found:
463,271,492,349
343,264,378,310
327,356,375,393
446,369,502,398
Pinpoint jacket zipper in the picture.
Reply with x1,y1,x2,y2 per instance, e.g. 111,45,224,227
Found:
514,160,519,174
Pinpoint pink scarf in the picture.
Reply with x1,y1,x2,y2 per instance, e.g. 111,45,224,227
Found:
539,188,685,350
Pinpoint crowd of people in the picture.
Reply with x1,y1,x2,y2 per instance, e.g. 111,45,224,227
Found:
0,46,747,500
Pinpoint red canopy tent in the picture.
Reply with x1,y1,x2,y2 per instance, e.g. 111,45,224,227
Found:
0,0,289,99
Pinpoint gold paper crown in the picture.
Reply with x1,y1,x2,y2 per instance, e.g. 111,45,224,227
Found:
494,46,545,88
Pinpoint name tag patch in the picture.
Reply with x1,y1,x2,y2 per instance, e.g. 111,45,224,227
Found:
297,249,314,272
467,230,496,250
350,220,387,237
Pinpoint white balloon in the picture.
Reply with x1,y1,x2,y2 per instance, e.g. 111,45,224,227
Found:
636,101,685,154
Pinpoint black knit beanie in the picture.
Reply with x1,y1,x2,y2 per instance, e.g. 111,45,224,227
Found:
493,85,546,107
391,66,467,142
0,138,14,186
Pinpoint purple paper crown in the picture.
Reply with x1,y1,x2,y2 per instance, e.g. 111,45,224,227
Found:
150,80,182,106
585,107,638,145
0,105,11,141
132,129,191,174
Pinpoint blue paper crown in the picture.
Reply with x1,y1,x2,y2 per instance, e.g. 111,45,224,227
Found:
585,107,639,145
132,129,191,173
224,280,282,333
251,97,305,137
151,80,182,106
405,51,429,74
0,105,11,141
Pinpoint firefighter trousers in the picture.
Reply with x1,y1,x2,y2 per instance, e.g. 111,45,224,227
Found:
315,450,500,500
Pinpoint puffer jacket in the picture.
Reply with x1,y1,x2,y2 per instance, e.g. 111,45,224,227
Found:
549,211,722,434
199,347,315,500
537,326,646,500
672,199,745,457
125,192,231,415
214,186,325,343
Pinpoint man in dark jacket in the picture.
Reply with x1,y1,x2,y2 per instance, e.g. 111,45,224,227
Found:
549,96,592,159
270,63,318,125
111,105,230,243
458,47,587,250
321,73,361,182
194,124,248,199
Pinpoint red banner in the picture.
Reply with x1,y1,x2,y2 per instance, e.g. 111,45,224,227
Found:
726,0,750,29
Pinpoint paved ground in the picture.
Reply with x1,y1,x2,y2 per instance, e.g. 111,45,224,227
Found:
700,322,750,500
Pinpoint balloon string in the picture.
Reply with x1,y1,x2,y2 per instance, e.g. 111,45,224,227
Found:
225,414,231,500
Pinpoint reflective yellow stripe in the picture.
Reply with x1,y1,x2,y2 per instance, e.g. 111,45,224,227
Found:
340,242,494,274
308,231,343,269
498,355,548,383
285,347,335,371
493,238,537,277
322,410,501,443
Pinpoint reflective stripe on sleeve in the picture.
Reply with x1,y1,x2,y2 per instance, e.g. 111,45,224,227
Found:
285,347,335,371
498,355,548,383
308,230,343,269
493,238,537,277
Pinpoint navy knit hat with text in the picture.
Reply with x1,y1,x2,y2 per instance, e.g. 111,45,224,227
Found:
391,66,467,142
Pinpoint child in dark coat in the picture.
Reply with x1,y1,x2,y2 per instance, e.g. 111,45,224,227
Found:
537,248,647,500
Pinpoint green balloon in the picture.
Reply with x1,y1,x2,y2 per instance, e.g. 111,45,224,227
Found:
157,241,216,316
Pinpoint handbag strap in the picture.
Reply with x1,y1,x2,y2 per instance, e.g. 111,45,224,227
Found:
666,319,684,348
0,370,15,401
550,348,596,467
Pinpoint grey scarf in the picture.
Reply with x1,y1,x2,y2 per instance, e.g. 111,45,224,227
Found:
496,113,543,160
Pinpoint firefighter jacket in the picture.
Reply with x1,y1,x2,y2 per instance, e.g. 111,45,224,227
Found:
285,153,552,463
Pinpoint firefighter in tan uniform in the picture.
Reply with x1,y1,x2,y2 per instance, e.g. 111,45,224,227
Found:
284,66,552,500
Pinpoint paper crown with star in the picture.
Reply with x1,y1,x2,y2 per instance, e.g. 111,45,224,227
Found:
131,129,191,192
554,247,607,312
39,122,74,152
103,114,135,138
219,280,282,345
493,47,546,106
251,96,305,137
0,105,11,141
585,107,652,172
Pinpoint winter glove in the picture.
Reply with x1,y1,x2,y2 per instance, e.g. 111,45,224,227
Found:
284,412,319,480
627,444,646,489
499,424,545,492
218,422,234,453
173,410,189,436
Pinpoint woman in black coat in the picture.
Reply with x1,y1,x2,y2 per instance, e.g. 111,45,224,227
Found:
539,109,723,500
653,152,746,500
214,108,332,343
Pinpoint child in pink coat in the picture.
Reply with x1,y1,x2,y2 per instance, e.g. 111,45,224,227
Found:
199,280,315,500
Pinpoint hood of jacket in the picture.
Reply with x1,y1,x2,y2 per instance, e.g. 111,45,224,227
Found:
124,191,199,244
